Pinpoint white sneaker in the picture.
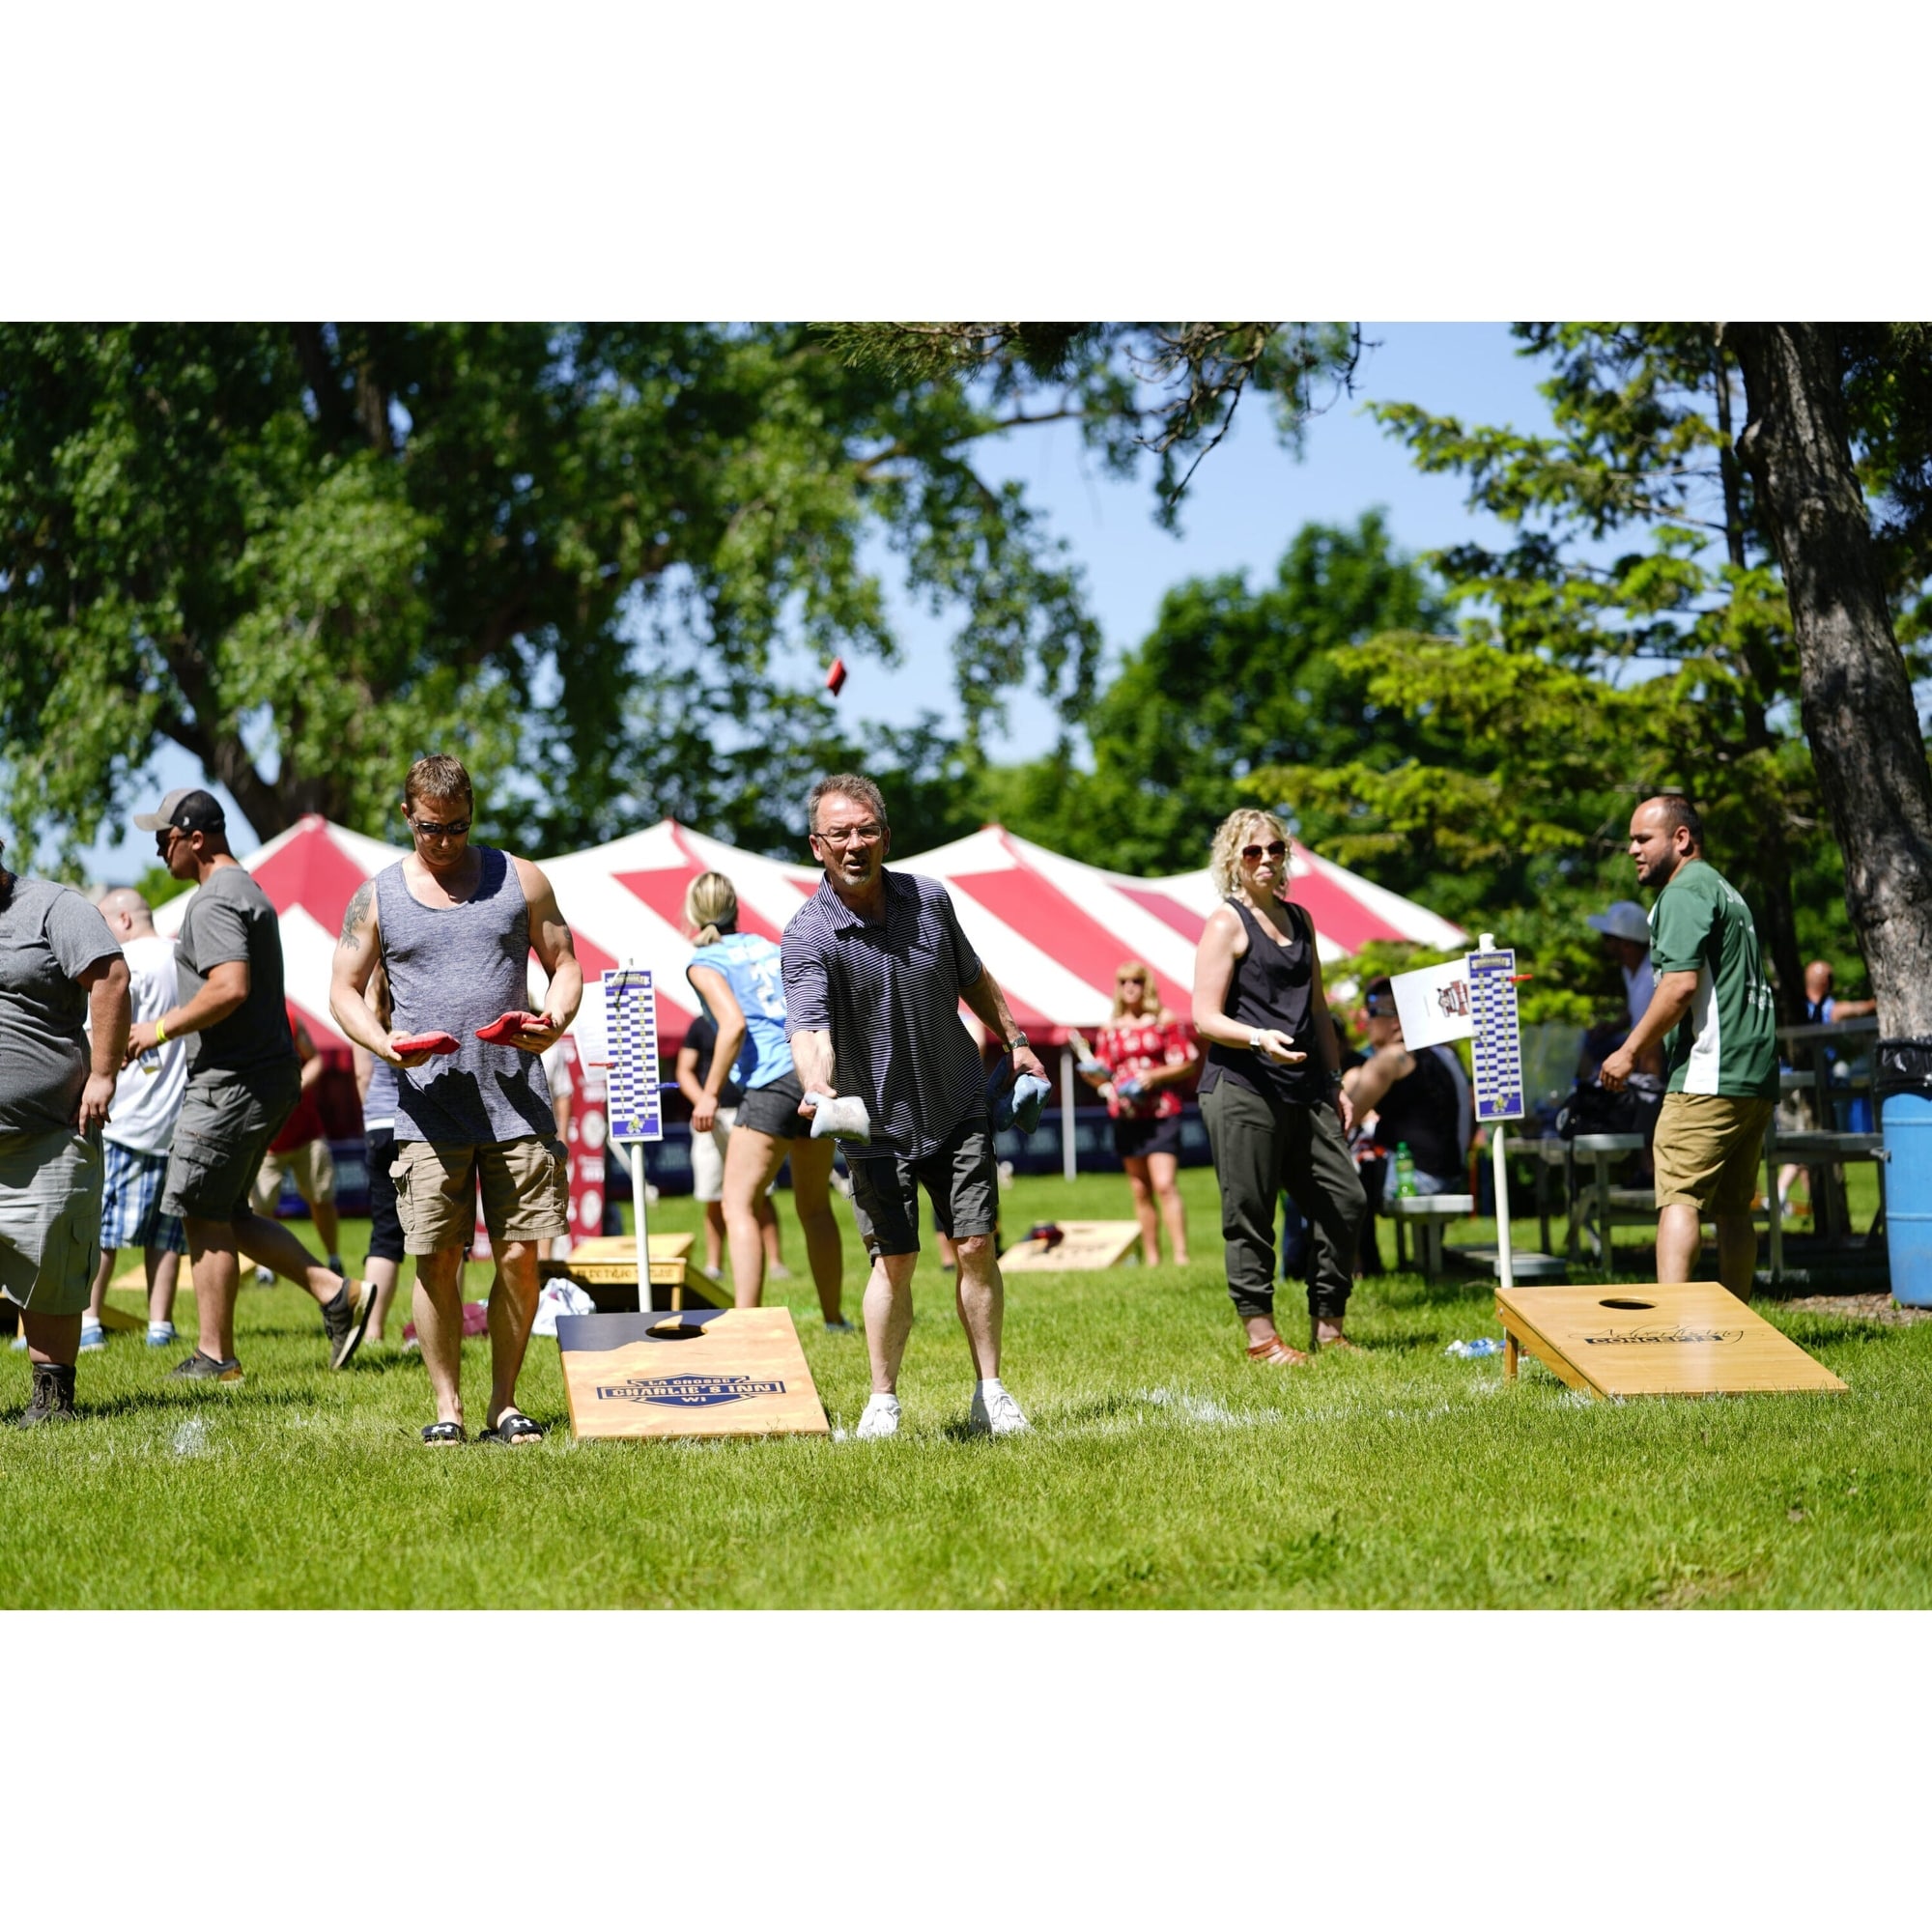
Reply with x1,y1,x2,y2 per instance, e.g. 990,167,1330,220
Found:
855,1394,901,1439
968,1386,1031,1437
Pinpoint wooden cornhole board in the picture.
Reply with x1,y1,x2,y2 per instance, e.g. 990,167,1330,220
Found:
1495,1280,1847,1399
540,1233,727,1314
999,1220,1141,1272
556,1307,829,1440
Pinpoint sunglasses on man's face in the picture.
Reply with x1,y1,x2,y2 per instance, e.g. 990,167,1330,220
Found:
410,816,470,838
1241,840,1287,862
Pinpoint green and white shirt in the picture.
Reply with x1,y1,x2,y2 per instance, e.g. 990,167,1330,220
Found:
1648,859,1778,1098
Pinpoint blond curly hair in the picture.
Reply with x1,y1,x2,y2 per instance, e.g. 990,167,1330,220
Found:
1208,809,1292,897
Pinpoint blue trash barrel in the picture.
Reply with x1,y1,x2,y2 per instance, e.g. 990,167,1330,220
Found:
1878,1038,1932,1307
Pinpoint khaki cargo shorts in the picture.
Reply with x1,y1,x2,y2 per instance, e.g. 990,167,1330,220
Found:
251,1135,337,1215
1652,1093,1776,1213
389,1135,569,1257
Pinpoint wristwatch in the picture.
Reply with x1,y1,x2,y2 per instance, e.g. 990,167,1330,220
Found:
1248,1029,1265,1053
1008,1031,1030,1053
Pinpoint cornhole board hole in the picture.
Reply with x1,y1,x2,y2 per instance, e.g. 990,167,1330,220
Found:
999,1220,1142,1272
1494,1280,1847,1399
556,1307,829,1440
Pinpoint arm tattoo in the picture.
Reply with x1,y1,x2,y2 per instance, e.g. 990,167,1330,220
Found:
339,880,375,948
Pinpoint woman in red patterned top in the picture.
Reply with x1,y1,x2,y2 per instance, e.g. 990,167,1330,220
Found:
1078,960,1198,1265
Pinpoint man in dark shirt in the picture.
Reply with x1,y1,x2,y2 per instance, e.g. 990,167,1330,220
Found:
783,773,1044,1440
1344,977,1470,1206
128,789,372,1383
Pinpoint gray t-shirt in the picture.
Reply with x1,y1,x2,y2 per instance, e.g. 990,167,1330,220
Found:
173,864,295,1079
0,875,122,1135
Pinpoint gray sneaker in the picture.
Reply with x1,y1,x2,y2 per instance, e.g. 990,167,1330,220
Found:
322,1278,375,1370
169,1351,244,1385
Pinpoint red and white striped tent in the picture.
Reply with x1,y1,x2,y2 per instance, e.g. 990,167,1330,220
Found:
153,815,1464,1065
895,826,1466,1043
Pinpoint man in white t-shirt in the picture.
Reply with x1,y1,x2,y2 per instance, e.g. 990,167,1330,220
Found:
80,890,188,1350
1587,900,1657,1026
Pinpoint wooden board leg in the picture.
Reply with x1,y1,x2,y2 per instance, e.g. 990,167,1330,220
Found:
1504,1330,1519,1381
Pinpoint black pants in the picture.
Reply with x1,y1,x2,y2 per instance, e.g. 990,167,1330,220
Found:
1202,1080,1365,1323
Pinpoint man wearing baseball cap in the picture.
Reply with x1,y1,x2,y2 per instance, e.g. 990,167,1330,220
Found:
1586,899,1656,1031
128,788,372,1382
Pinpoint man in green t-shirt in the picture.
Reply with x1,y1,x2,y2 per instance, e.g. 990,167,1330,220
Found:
1601,795,1778,1298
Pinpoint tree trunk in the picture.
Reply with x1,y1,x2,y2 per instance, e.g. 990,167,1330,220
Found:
1732,322,1932,1037
1712,327,1808,1024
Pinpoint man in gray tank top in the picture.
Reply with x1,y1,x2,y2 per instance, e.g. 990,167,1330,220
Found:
329,754,582,1446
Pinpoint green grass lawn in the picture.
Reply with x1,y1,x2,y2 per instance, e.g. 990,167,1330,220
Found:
5,1166,1927,1608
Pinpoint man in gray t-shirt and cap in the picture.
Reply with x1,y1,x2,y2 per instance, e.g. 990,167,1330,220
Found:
128,788,373,1384
0,835,130,1425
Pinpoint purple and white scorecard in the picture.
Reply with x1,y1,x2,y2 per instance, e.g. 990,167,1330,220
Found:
601,967,663,1145
1466,947,1524,1123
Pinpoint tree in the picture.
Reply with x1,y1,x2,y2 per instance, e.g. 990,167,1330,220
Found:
977,512,1453,878
1731,323,1932,1036
1,324,1122,867
1251,325,1871,1014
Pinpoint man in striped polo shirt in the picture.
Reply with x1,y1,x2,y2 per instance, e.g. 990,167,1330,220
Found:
1600,794,1778,1299
783,774,1044,1439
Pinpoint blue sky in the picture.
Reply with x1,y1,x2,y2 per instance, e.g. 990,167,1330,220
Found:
83,322,1561,880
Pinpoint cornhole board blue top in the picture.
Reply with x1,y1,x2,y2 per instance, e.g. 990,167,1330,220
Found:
556,1308,830,1439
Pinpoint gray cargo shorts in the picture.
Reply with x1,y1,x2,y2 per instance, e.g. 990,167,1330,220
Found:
162,1063,301,1225
0,1128,105,1317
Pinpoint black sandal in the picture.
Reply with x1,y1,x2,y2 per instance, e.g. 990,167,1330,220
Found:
478,1409,543,1446
421,1420,466,1445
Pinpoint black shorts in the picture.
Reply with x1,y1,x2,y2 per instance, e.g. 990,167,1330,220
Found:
1113,1113,1181,1162
846,1113,998,1259
735,1068,814,1141
365,1126,406,1264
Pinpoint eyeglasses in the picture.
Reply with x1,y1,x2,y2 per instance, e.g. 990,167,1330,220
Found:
1240,840,1287,862
811,822,883,848
410,816,470,839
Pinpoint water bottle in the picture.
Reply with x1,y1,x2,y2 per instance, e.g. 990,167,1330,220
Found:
1394,1142,1417,1199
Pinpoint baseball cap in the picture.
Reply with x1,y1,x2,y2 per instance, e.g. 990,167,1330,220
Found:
1586,899,1650,944
133,787,226,836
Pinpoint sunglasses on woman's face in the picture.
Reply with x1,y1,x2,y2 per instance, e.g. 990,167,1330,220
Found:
1118,975,1145,986
1241,840,1287,862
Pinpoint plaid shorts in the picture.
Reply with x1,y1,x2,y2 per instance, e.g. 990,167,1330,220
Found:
100,1139,187,1254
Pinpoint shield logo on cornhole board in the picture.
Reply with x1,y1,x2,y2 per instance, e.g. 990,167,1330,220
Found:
556,1307,830,1439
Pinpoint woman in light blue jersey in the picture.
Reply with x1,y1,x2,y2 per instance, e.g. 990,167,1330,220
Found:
683,873,848,1326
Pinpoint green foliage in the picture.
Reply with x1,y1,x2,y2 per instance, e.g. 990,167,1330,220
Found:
823,323,1366,529
0,324,1122,867
1254,325,1862,1013
985,512,1454,876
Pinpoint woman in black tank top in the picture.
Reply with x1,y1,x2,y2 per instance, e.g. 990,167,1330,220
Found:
1191,810,1367,1365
